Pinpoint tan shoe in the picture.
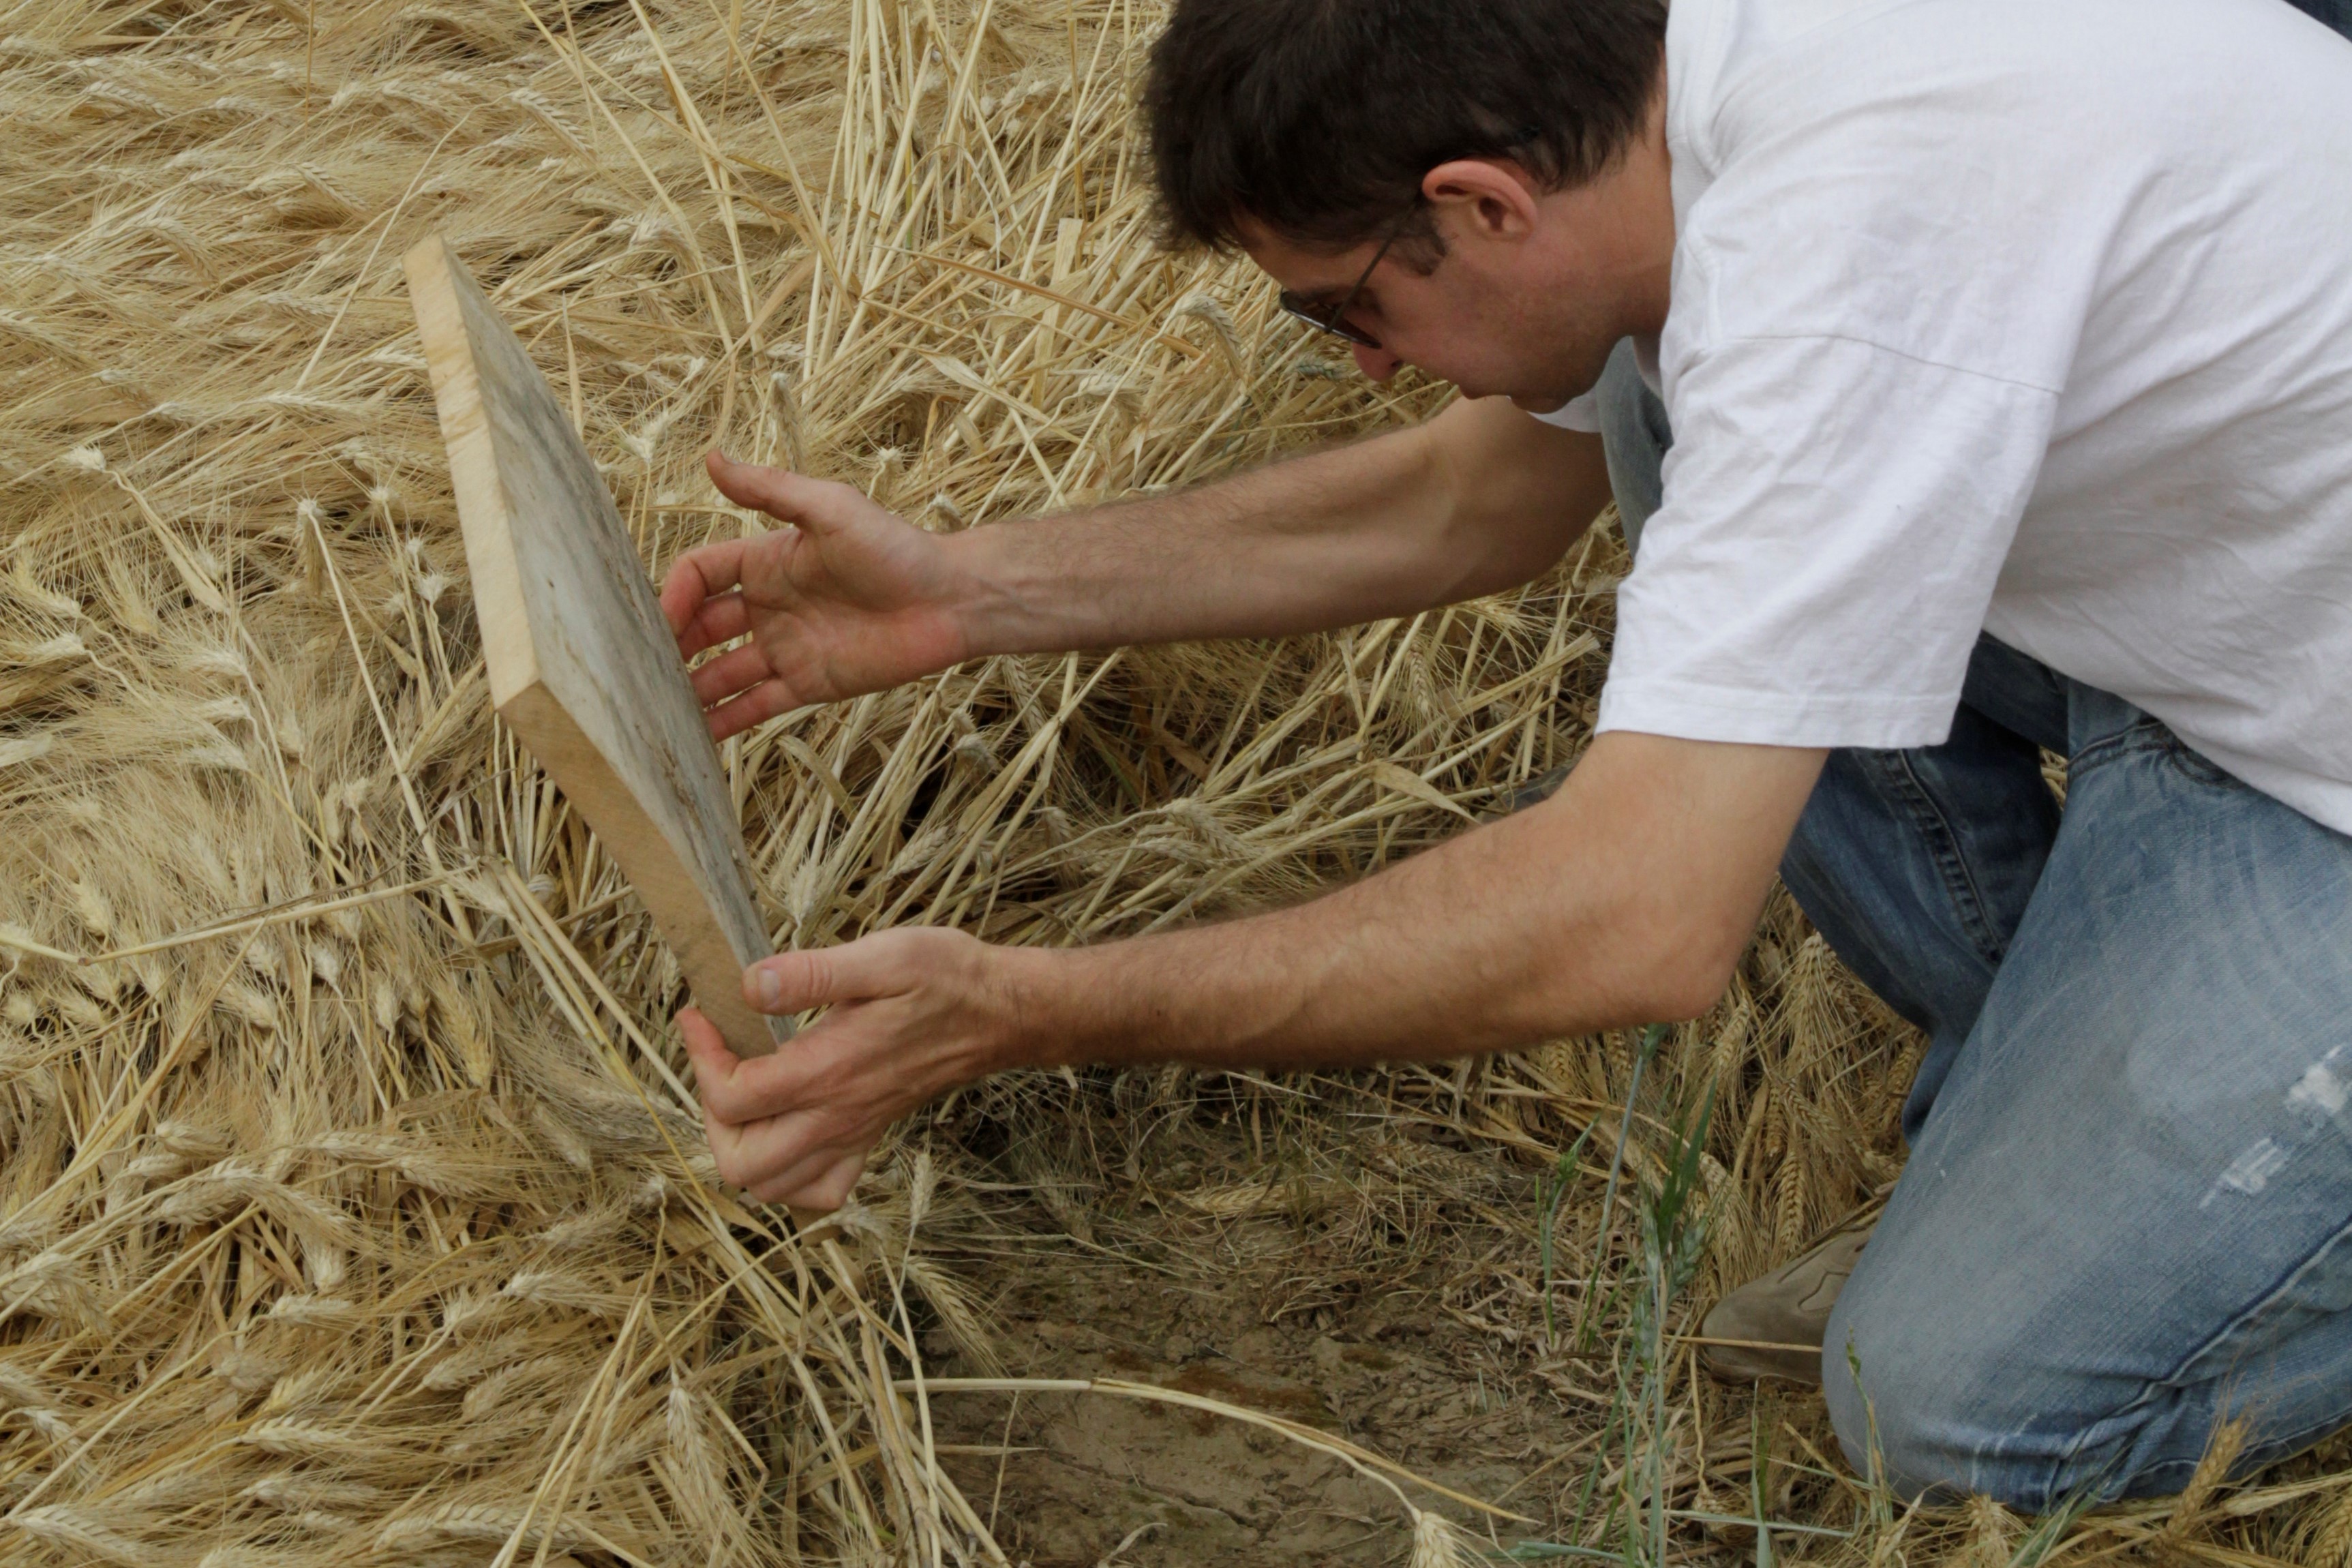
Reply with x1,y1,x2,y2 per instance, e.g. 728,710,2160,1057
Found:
1700,1208,1879,1385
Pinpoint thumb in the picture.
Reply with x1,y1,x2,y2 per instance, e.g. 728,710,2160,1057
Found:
743,938,907,1016
707,449,868,536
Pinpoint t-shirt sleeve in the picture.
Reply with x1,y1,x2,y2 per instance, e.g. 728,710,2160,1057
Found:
1599,1,2120,752
1598,328,2060,749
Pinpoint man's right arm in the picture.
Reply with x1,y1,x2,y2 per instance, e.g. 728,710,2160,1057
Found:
664,395,1609,738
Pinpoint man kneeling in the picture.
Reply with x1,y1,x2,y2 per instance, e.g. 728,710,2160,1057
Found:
663,0,2352,1508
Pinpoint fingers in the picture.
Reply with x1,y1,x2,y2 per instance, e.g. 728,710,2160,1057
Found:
695,1059,861,1196
705,684,796,742
693,987,862,1124
673,592,794,739
675,591,752,661
659,539,748,637
705,1111,871,1210
753,1148,868,1212
678,1006,746,1102
684,1001,876,1209
690,929,983,1210
706,449,868,535
692,1031,799,1125
687,642,779,708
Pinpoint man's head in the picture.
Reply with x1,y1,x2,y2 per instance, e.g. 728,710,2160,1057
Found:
1145,0,1674,406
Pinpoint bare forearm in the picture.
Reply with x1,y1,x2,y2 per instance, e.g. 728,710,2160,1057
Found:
947,397,1609,656
1014,810,1661,1071
690,736,1824,1211
1000,736,1826,1073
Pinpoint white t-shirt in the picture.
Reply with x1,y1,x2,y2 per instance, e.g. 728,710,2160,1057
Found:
1548,0,2352,834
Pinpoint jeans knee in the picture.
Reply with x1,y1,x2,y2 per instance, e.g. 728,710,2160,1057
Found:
1821,1298,2124,1511
1821,1274,2075,1508
1822,1318,1942,1501
1820,1314,2005,1506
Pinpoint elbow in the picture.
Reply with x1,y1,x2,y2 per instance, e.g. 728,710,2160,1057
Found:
1434,507,1594,603
1617,903,1754,1026
1640,949,1739,1024
1518,922,1743,1036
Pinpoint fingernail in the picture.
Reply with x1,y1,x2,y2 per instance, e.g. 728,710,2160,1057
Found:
755,967,782,1008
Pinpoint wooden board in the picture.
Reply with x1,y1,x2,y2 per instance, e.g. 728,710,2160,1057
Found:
404,231,788,1062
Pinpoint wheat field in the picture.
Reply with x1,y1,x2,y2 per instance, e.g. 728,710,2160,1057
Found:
2,2,2347,1565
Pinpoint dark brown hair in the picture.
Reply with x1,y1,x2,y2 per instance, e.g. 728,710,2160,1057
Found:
1145,0,1667,256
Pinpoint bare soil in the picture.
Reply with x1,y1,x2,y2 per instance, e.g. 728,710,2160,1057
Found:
923,1075,1818,1568
929,1256,1546,1565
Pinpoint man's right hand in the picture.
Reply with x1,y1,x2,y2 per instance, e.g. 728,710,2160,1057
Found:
661,451,980,739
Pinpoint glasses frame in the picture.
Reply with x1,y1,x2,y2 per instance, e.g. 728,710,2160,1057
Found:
1276,213,1411,351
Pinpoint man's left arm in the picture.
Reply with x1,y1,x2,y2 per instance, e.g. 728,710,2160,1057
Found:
680,734,1827,1210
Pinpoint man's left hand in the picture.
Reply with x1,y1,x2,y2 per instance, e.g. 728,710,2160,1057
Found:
680,926,1024,1211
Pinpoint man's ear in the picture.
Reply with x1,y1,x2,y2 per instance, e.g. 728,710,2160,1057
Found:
1421,158,1542,241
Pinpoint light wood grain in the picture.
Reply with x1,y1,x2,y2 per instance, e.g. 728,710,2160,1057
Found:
404,231,787,1061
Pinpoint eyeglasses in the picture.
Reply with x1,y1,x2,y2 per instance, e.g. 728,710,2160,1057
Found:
1276,215,1409,351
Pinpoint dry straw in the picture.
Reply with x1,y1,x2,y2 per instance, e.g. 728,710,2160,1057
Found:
0,0,1582,1560
2,1,2345,1565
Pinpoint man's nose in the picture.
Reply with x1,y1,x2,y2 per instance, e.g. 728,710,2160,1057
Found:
1351,342,1402,382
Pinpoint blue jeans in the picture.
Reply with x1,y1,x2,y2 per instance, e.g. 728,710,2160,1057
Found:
1596,345,2352,1507
2285,0,2352,38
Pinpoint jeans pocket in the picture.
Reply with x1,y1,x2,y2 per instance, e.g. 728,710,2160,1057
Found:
2070,711,2239,793
2160,733,2242,791
2069,715,2169,777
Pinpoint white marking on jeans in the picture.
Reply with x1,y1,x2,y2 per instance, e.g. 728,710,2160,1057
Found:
2291,1061,2348,1117
2200,1136,2291,1209
2289,1044,2352,1125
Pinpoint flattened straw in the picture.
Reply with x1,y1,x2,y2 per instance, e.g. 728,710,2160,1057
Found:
79,866,471,965
902,1377,1535,1524
293,112,475,391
